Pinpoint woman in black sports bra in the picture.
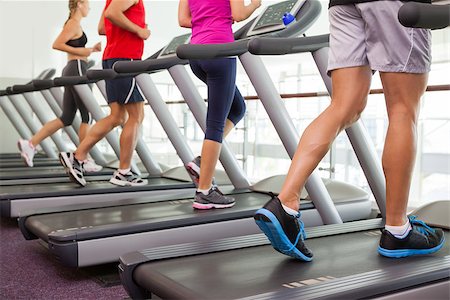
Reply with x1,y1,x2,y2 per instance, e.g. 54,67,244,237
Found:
18,0,102,172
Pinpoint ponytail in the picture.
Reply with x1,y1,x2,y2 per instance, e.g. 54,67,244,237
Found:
65,0,79,24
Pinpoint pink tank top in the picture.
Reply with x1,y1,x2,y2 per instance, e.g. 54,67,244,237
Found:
188,0,234,44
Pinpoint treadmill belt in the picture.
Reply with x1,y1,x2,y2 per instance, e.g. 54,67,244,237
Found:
25,191,277,242
0,166,114,180
134,230,450,299
0,177,188,200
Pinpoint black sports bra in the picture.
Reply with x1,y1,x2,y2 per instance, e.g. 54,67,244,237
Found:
66,31,87,48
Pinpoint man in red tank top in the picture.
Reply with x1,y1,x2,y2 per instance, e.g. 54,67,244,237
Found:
60,0,151,187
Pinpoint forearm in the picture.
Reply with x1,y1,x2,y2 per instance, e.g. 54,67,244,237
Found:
105,10,141,34
233,2,259,22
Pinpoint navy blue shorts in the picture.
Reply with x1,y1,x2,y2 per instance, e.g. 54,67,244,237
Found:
102,58,145,105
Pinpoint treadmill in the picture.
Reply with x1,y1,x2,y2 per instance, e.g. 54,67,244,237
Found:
0,71,115,183
117,2,450,299
1,71,218,217
0,69,61,167
18,0,371,268
0,84,116,185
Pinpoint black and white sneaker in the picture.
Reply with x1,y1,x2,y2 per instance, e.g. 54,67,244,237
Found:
378,215,445,258
59,152,86,186
254,196,313,261
193,186,235,209
186,156,216,187
109,170,148,187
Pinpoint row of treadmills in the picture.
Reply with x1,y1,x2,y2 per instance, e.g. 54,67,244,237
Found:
0,1,449,299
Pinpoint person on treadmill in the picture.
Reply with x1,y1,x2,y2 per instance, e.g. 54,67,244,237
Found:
18,0,102,172
178,0,261,209
60,0,150,187
254,0,445,261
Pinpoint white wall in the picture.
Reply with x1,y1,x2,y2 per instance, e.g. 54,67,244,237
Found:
0,0,330,85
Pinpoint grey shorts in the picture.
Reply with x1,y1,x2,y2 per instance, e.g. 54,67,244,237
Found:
327,1,432,75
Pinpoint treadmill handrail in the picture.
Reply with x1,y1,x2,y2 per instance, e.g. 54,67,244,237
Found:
85,69,143,80
32,79,55,90
248,34,329,56
53,75,97,87
176,39,250,60
398,2,450,30
9,83,37,94
113,56,188,74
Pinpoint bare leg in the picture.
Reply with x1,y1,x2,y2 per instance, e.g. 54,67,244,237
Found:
223,119,235,137
30,118,64,147
119,102,144,169
78,123,90,143
75,103,126,161
380,72,427,226
278,66,372,211
198,140,221,189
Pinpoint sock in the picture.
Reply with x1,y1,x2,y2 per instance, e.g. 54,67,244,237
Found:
119,168,131,175
385,221,412,239
282,203,299,217
197,186,212,195
28,140,36,149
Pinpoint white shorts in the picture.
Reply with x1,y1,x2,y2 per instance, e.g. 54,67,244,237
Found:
327,1,432,75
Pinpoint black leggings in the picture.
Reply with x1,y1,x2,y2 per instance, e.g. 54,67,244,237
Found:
59,59,91,126
189,58,246,143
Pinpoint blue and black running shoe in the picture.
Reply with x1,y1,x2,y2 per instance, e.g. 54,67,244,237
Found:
378,215,445,258
254,196,313,261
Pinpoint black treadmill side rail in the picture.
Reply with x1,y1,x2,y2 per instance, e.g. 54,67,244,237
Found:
48,241,79,268
119,252,156,300
242,256,450,300
18,216,38,240
0,200,11,218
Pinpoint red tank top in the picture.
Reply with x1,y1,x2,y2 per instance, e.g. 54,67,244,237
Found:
102,0,146,60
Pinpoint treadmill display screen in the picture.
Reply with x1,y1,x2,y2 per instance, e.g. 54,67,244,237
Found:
247,0,306,36
158,34,191,58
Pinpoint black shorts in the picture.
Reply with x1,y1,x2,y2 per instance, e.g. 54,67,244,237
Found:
102,58,145,105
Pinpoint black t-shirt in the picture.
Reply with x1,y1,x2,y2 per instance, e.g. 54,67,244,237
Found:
329,0,431,8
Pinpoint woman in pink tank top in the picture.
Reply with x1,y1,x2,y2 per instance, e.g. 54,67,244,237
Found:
179,0,261,209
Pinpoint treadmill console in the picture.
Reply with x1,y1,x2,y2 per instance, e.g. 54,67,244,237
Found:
247,0,306,37
158,33,191,58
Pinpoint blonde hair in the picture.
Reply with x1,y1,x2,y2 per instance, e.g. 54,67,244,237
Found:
65,0,83,24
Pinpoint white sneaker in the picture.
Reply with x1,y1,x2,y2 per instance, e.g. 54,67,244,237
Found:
83,158,103,173
17,139,36,167
109,170,148,187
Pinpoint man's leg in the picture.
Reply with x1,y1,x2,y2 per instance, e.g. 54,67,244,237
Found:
108,101,148,186
378,72,444,258
278,66,372,211
74,102,126,161
59,103,126,186
380,72,426,225
119,101,144,170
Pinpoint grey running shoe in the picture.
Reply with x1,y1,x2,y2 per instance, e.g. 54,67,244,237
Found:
186,156,216,187
109,170,148,187
193,186,235,209
59,152,86,186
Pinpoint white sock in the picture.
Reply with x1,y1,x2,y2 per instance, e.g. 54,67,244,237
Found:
119,168,131,175
197,186,212,195
282,203,299,217
385,221,412,239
